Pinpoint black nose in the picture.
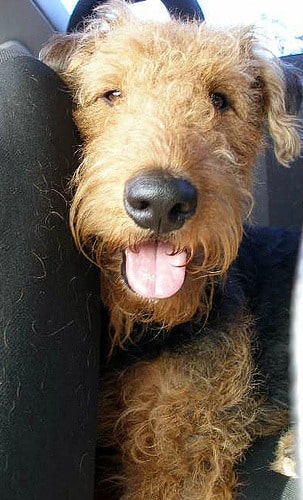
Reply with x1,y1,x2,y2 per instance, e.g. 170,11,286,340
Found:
124,171,197,233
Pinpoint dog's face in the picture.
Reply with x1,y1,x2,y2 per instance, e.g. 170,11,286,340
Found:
42,1,301,343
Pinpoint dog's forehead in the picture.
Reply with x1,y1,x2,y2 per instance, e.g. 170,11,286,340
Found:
84,20,257,88
95,20,249,59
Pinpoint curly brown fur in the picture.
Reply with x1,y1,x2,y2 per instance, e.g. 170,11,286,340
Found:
41,2,302,498
41,2,301,344
100,318,289,499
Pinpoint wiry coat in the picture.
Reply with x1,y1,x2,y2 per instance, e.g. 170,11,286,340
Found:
41,2,302,497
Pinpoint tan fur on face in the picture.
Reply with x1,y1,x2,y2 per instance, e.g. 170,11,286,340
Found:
41,1,301,346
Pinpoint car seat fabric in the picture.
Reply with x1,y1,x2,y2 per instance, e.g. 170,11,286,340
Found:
0,54,101,500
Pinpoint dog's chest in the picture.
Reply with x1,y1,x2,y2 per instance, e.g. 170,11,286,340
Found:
107,226,300,405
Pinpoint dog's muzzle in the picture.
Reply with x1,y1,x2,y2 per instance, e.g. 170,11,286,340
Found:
122,171,197,299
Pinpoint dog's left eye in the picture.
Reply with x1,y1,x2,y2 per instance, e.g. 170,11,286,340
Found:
102,90,123,106
210,92,230,113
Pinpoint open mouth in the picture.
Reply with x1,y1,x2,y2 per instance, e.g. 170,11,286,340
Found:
122,240,188,299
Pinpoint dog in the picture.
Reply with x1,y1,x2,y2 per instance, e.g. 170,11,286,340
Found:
41,2,302,497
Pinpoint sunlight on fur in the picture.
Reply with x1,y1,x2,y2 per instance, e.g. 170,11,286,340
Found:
41,1,302,497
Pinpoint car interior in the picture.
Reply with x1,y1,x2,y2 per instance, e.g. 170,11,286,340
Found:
0,1,302,499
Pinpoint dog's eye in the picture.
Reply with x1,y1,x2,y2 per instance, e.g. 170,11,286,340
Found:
102,90,122,106
210,92,230,113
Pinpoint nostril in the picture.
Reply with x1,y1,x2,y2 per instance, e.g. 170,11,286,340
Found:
138,201,149,210
128,197,149,211
169,199,197,225
171,201,195,216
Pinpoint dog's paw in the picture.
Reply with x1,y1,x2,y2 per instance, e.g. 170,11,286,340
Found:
272,429,298,478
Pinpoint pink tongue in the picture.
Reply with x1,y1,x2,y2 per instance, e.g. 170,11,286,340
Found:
125,242,187,299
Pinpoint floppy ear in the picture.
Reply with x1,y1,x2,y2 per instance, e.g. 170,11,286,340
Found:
258,54,302,166
40,1,131,82
39,33,82,76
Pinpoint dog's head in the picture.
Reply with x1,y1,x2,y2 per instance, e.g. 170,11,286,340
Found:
41,1,302,344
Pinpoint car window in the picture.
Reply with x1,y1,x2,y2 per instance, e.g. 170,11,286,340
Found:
200,0,303,56
60,0,170,21
51,0,303,57
60,0,78,13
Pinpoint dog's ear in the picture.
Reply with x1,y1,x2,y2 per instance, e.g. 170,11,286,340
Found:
40,33,84,76
257,54,302,166
40,1,131,79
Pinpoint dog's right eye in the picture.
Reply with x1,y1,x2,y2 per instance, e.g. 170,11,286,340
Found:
210,92,230,113
101,90,123,106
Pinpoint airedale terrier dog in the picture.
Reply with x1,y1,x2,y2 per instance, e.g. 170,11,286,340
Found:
42,1,302,497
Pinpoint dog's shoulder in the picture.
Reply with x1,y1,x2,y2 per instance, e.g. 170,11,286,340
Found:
236,225,301,404
239,225,300,270
207,225,300,327
236,225,300,307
